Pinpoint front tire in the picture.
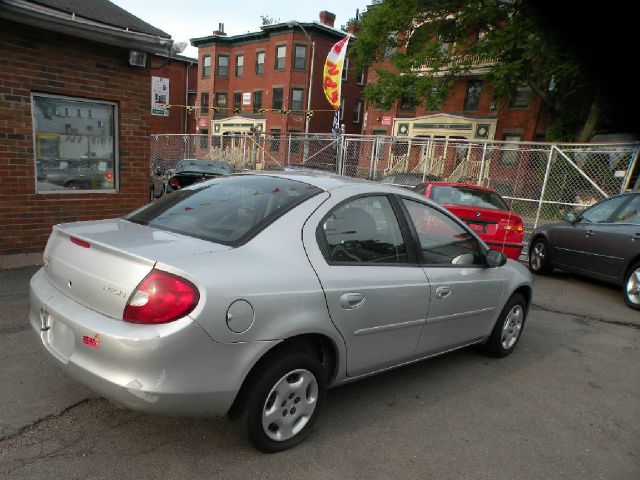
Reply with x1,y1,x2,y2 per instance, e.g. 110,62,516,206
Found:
623,262,640,311
483,293,527,358
239,351,326,453
529,237,553,275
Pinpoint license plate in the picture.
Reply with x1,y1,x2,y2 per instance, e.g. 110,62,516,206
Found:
468,223,486,233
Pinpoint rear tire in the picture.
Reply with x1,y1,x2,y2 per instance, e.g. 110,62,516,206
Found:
236,350,326,453
623,262,640,311
483,293,527,358
529,237,553,275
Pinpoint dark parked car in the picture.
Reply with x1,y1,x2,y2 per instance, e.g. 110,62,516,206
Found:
38,159,114,190
165,159,233,193
528,192,640,310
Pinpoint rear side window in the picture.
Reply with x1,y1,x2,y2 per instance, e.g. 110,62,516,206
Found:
431,186,508,210
126,175,321,245
320,196,409,264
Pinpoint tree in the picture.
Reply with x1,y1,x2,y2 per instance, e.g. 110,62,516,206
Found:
259,15,279,26
352,0,610,141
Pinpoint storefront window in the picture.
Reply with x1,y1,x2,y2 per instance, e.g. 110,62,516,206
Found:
32,94,117,193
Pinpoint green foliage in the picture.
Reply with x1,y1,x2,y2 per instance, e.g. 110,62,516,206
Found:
259,15,279,26
352,0,602,140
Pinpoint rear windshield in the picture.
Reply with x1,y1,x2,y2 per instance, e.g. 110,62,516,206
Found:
431,186,508,210
175,160,233,175
125,175,322,245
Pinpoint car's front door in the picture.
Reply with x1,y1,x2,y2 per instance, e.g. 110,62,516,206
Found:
399,198,505,355
304,194,431,377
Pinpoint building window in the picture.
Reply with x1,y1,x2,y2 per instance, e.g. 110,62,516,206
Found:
509,85,532,109
294,44,307,70
253,90,263,113
235,54,244,77
233,92,242,112
356,71,364,85
216,92,227,111
464,79,483,111
400,95,416,111
217,54,229,76
290,88,304,111
256,51,265,75
289,130,301,153
353,99,362,123
32,93,117,193
202,55,211,77
375,99,390,110
500,133,523,166
275,45,286,70
341,57,349,81
200,92,209,114
339,96,345,121
270,128,281,151
200,129,208,148
272,87,284,110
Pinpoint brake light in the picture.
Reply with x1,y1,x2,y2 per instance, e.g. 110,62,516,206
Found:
123,269,199,324
499,218,524,232
169,178,180,189
70,236,91,248
103,172,113,180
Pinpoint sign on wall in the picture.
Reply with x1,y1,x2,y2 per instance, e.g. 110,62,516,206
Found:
151,77,170,116
242,93,251,106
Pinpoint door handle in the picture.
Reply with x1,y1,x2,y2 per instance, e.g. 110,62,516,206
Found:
436,286,452,299
585,230,595,237
339,293,365,309
632,233,640,241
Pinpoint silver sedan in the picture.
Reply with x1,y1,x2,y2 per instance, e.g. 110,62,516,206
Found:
30,171,532,452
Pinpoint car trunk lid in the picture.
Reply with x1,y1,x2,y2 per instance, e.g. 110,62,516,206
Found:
443,204,521,238
43,219,229,319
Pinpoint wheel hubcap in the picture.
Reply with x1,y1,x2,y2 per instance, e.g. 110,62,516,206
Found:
262,369,318,442
531,242,545,271
501,304,524,350
626,268,640,305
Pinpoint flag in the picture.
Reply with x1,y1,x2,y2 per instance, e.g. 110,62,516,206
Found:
331,110,340,134
323,35,351,111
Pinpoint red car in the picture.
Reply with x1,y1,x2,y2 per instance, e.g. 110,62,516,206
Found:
414,182,524,260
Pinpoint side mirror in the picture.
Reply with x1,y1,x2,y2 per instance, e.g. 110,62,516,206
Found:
564,212,577,223
486,249,507,267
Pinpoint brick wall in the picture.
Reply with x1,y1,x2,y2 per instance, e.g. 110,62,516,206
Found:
0,19,152,266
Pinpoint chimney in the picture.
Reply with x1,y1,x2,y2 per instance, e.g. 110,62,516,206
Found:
319,11,336,27
212,22,226,36
347,20,359,34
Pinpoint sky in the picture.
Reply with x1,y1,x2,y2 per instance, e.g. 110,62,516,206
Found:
110,0,368,58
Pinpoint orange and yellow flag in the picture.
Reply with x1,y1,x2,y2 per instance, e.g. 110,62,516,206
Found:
323,35,351,110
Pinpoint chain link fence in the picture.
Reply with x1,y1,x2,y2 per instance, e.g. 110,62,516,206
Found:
151,133,639,247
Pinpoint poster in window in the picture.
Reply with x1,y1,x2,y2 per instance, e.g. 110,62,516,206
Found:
151,77,170,116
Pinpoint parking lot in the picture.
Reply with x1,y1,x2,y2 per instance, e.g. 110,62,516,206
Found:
1,265,638,479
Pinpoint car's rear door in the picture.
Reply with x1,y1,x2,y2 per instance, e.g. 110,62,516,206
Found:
303,191,431,377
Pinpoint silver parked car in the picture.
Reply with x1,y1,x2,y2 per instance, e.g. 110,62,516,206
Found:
30,171,532,452
529,192,640,310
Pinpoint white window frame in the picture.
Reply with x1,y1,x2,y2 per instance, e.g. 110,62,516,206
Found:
31,92,119,194
353,99,362,123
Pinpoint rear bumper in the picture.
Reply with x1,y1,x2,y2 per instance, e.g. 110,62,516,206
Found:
29,268,277,417
484,241,524,260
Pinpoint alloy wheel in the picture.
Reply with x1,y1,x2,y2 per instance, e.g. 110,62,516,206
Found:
626,267,640,306
530,242,545,271
501,304,524,350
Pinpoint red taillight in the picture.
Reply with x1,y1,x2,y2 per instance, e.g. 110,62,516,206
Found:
169,178,180,189
499,217,524,232
123,269,199,324
103,172,113,180
70,236,91,248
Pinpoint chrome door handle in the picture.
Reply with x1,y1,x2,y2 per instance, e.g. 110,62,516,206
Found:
585,230,595,237
632,233,640,241
436,286,452,299
339,293,365,309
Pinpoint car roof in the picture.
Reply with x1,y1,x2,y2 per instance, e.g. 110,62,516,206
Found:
425,181,500,194
240,170,409,193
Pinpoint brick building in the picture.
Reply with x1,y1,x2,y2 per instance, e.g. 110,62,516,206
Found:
0,0,174,268
149,54,198,135
190,11,365,144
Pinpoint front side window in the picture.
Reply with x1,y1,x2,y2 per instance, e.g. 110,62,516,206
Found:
321,196,408,264
126,176,321,246
217,54,229,76
581,196,630,223
612,195,640,224
403,199,483,265
272,87,284,110
33,94,117,193
235,54,244,76
275,45,286,70
464,79,483,111
291,88,304,111
256,51,265,74
294,45,307,70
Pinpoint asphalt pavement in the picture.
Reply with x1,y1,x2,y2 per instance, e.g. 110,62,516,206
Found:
0,265,638,479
